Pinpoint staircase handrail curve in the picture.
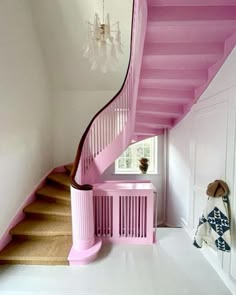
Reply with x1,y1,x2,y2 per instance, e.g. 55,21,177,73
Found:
70,0,147,190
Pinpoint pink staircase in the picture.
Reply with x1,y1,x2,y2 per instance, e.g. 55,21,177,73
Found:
69,0,236,265
135,0,236,139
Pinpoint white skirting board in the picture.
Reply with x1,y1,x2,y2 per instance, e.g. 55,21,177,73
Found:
182,222,236,295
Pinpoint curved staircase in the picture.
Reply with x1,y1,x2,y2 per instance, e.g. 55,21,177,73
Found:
0,166,72,265
1,0,236,265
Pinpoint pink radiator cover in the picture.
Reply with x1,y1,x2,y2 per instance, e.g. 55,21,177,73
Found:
93,182,156,245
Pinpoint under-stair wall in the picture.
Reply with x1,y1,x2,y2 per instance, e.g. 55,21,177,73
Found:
167,48,236,294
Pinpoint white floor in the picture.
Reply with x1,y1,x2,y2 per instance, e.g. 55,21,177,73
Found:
0,228,232,295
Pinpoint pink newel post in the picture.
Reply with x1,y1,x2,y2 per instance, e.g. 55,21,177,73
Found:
68,187,102,265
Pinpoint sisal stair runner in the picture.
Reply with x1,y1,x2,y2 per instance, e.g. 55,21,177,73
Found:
0,164,73,265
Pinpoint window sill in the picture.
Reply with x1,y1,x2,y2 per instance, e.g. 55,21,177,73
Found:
113,172,160,175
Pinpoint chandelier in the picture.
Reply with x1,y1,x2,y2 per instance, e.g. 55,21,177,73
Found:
83,0,123,74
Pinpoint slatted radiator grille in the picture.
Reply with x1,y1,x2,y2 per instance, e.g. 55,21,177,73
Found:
119,196,147,238
93,195,113,237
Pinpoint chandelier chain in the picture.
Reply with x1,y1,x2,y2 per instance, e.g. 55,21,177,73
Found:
102,0,105,24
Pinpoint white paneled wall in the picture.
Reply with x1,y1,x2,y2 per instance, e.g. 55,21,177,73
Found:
190,98,228,231
228,91,236,286
167,48,236,293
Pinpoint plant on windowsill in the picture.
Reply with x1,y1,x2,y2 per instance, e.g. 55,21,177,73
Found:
139,157,149,174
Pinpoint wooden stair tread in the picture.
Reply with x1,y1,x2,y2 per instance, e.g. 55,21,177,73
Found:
0,237,71,265
47,173,70,188
24,200,71,217
10,218,72,237
64,164,73,174
36,185,70,202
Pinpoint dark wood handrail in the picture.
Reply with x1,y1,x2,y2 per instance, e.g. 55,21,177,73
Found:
70,0,135,190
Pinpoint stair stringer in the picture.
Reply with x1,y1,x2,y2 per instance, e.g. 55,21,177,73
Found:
83,128,131,184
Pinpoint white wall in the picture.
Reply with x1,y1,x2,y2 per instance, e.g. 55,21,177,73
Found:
166,112,193,227
52,90,116,166
29,0,133,167
101,135,165,225
167,48,236,292
30,0,133,91
0,0,52,238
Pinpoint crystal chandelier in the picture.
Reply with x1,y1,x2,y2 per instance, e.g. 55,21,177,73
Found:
83,0,123,74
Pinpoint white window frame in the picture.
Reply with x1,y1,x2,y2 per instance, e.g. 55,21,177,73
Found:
115,136,158,174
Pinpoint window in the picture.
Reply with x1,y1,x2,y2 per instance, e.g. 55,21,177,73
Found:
115,136,158,174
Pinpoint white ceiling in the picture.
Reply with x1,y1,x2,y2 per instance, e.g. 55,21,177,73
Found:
30,0,133,91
